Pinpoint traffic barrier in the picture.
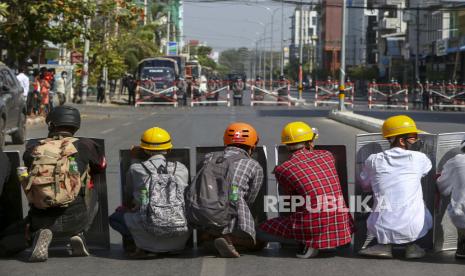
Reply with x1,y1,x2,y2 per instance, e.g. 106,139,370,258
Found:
195,146,269,224
136,80,179,107
24,138,110,250
352,133,438,251
0,151,22,232
249,81,291,106
426,81,465,111
368,82,408,110
315,81,354,108
274,145,349,211
191,80,230,107
118,148,191,249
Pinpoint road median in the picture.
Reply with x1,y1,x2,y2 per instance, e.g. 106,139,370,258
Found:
328,110,384,133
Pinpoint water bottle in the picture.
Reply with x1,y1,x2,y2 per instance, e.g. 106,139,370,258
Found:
230,184,239,202
69,157,79,175
140,187,148,205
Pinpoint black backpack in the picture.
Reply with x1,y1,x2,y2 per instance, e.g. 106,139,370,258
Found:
185,151,247,231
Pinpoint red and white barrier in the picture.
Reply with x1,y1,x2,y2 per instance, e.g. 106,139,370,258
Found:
368,83,408,110
249,81,291,106
135,80,178,107
426,82,465,111
314,81,354,108
190,85,231,107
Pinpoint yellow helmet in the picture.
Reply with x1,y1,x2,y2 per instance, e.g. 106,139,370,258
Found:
382,115,420,138
281,121,317,144
140,127,173,151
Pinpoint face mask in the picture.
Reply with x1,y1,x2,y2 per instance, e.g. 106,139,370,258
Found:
406,139,424,151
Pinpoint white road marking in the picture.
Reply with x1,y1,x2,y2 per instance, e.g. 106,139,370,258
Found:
200,257,226,276
137,117,145,121
100,128,114,134
122,122,131,126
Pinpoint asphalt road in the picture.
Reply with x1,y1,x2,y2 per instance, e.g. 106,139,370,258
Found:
1,102,464,276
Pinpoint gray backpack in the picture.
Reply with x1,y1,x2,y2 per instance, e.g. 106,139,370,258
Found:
139,159,188,237
185,152,247,231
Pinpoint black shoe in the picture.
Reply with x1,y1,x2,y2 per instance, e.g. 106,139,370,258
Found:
456,241,465,259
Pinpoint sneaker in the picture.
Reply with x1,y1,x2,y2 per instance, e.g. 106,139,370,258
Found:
296,243,319,259
358,244,392,259
69,233,90,257
214,237,240,258
405,244,426,259
29,229,53,262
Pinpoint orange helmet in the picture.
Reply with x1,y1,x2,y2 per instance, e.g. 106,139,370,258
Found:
223,122,259,147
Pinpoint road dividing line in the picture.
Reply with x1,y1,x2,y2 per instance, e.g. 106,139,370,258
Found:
200,257,226,276
122,122,131,126
137,117,145,121
100,128,114,134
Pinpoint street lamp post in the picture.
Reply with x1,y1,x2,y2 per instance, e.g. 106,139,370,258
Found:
338,0,347,111
298,2,304,100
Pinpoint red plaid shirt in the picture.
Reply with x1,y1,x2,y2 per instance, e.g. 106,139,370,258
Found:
259,148,353,249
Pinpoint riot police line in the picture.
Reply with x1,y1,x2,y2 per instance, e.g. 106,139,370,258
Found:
1,137,464,256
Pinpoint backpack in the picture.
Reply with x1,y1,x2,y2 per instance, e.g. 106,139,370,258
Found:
139,159,188,237
23,137,84,209
185,152,247,231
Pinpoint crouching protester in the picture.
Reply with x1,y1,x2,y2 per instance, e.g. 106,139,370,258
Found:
437,136,465,259
109,127,190,259
258,122,353,258
186,122,264,258
359,115,432,259
0,106,106,262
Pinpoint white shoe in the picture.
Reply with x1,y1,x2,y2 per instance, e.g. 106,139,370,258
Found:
69,234,90,257
29,229,53,262
296,244,319,259
405,244,425,259
358,243,392,258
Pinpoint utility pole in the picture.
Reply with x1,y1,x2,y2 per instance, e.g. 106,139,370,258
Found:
81,16,91,104
270,16,274,90
298,1,304,100
166,10,171,55
415,6,420,81
338,0,347,111
144,0,148,26
280,0,284,76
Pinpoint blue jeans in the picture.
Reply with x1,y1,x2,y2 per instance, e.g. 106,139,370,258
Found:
109,210,132,238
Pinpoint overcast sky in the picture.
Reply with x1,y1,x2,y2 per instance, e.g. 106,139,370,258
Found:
183,0,297,53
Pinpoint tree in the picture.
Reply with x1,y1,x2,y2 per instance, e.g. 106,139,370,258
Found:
219,48,251,74
0,0,95,66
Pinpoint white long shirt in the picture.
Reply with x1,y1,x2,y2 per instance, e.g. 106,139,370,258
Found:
360,147,433,244
16,73,29,96
437,153,465,229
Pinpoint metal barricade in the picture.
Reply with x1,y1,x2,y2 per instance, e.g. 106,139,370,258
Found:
25,138,110,250
434,132,465,251
427,81,465,111
353,133,437,251
0,151,22,232
195,146,269,224
191,80,230,107
249,81,291,106
136,80,178,107
368,82,409,110
314,81,354,108
118,148,191,247
274,145,349,206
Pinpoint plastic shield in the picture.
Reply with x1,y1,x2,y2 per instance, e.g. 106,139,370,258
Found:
353,133,437,251
195,146,268,224
0,151,22,232
118,148,191,246
434,132,465,251
26,138,110,250
274,145,349,205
